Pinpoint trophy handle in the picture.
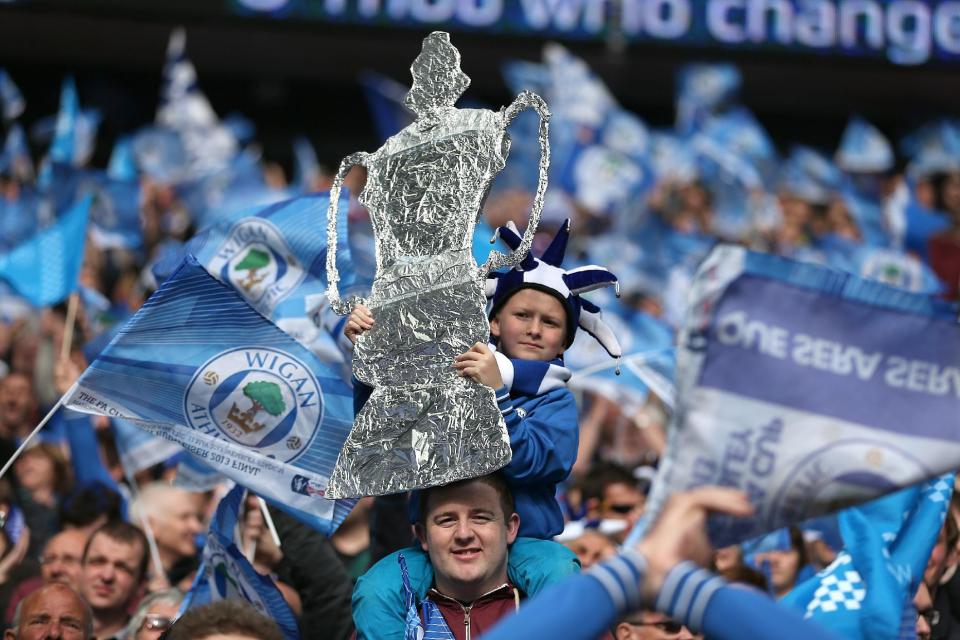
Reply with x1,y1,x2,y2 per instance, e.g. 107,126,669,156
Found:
326,151,369,315
480,91,551,279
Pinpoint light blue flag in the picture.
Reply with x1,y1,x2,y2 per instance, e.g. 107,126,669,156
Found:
0,194,91,306
131,126,188,183
0,69,25,121
107,136,138,182
184,484,299,640
0,123,33,182
112,418,181,475
63,256,355,535
836,117,895,174
635,244,960,548
781,475,953,640
675,63,741,135
49,77,79,166
86,171,143,251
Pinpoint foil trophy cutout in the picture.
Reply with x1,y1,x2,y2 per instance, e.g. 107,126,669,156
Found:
324,31,550,498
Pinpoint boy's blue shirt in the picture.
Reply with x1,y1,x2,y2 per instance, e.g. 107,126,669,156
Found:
353,372,579,539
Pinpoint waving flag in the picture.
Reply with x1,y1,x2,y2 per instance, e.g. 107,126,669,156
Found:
0,69,25,121
174,453,224,492
184,485,299,640
0,123,33,182
155,191,353,360
156,28,237,177
782,475,953,640
635,245,960,548
675,63,741,135
64,256,354,535
0,194,91,306
85,171,143,251
836,117,894,174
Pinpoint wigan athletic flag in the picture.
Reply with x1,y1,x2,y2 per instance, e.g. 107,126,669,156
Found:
63,256,354,535
184,485,298,640
636,244,960,548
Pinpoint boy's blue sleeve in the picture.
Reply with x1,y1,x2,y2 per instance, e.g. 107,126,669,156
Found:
481,554,843,640
60,408,119,491
495,387,578,485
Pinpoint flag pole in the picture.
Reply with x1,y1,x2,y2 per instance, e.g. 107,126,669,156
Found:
0,398,63,480
60,291,80,361
257,496,281,549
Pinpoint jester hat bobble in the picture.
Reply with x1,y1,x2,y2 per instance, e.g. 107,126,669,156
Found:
485,219,623,362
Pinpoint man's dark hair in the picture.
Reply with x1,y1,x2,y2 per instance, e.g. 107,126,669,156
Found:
83,520,150,583
60,482,123,529
580,462,637,503
417,473,515,525
165,599,283,640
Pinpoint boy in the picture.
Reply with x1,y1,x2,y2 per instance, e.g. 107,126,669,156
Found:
349,220,622,638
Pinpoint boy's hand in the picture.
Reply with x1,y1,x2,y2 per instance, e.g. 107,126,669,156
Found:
454,342,503,389
344,304,374,344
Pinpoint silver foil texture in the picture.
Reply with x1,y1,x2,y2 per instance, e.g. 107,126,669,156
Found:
325,31,551,498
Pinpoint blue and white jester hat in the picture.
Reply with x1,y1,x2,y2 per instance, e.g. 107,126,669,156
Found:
485,219,623,361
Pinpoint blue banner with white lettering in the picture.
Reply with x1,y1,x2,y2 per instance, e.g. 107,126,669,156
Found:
638,244,960,547
184,484,299,640
64,256,355,535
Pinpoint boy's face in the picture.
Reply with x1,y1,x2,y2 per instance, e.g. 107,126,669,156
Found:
491,288,567,361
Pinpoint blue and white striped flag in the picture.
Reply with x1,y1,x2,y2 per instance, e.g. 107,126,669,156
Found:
64,256,355,535
184,484,299,640
636,245,960,548
0,194,91,306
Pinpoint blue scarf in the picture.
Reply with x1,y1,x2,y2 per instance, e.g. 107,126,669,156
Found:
490,344,571,396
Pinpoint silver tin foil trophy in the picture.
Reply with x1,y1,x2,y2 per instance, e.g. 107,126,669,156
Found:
324,32,550,498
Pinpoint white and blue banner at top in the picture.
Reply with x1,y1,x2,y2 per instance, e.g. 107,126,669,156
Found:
236,0,960,67
638,244,960,548
185,485,299,640
63,256,355,535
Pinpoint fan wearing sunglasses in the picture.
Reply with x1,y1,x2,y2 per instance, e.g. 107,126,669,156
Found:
614,611,697,639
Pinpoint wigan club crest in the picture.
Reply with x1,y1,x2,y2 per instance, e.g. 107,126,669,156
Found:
184,347,323,463
207,218,306,316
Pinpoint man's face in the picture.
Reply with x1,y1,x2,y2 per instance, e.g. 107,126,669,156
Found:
41,530,87,588
490,288,567,361
0,374,34,431
565,531,615,570
754,549,800,596
151,491,202,560
615,611,695,640
79,533,143,612
416,480,519,602
5,584,89,640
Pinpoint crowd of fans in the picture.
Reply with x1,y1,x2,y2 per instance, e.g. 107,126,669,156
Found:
0,33,958,640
